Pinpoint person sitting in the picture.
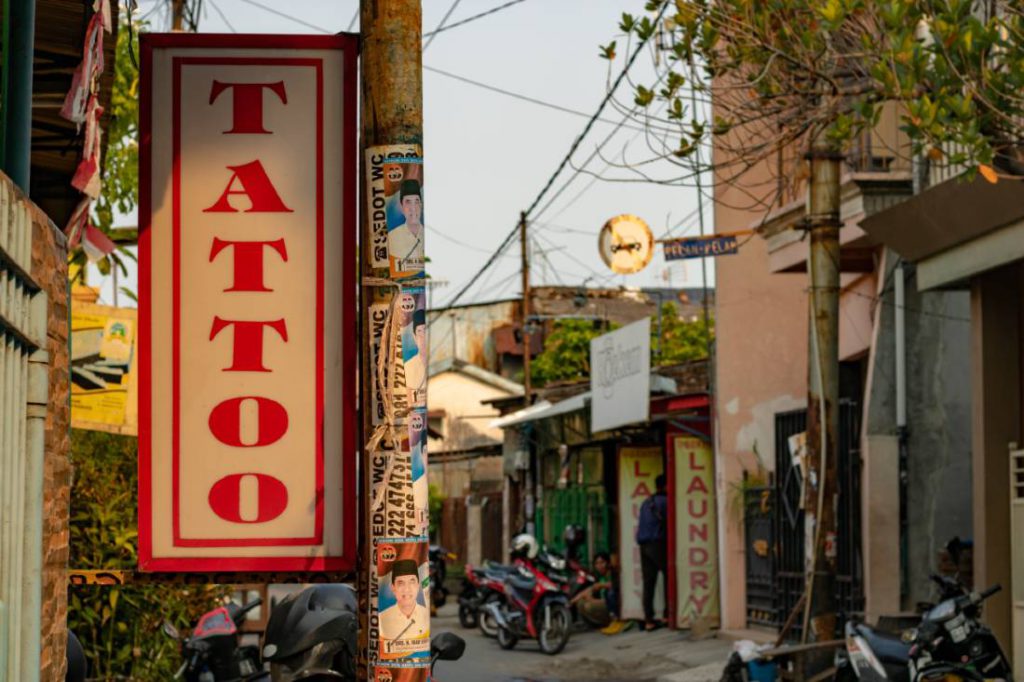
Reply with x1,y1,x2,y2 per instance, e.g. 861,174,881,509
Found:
572,552,631,635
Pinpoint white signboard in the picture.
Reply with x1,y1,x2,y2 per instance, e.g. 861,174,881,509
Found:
590,317,651,432
138,34,358,572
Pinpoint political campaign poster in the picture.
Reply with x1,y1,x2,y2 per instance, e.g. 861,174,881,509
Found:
71,302,139,434
373,667,428,682
374,539,430,664
669,436,720,628
366,144,424,279
399,287,427,409
618,446,665,621
370,435,428,541
409,410,429,537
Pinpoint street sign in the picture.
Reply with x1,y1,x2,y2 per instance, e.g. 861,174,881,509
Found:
663,235,739,260
138,34,358,572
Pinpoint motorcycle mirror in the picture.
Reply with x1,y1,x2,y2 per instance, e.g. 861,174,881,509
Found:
430,632,466,662
946,537,963,566
161,621,181,641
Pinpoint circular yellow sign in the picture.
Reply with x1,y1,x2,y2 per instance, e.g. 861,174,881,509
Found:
598,214,654,274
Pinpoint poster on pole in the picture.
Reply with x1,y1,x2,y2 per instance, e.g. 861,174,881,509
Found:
669,435,720,628
365,145,424,280
591,317,651,432
138,34,358,572
372,539,430,665
618,446,664,621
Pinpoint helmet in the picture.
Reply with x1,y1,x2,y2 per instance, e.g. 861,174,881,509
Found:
66,630,87,682
262,584,358,681
563,524,586,549
510,533,539,560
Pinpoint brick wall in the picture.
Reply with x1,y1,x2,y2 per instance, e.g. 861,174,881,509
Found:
30,205,70,682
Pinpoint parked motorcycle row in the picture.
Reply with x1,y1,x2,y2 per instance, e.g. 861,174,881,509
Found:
455,526,601,656
837,538,1012,682
157,583,465,682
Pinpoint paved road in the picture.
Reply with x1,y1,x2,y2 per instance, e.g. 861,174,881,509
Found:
430,603,729,682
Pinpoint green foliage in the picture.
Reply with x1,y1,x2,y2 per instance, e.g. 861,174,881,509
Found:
68,430,228,681
530,305,714,387
611,0,1024,180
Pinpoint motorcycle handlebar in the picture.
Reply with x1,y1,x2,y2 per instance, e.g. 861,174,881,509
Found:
978,584,1002,601
234,598,263,623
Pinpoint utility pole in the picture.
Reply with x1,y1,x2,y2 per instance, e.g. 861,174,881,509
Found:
801,131,842,665
359,1,423,680
171,0,185,30
520,211,531,403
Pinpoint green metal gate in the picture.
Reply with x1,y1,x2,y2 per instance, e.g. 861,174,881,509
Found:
537,486,610,560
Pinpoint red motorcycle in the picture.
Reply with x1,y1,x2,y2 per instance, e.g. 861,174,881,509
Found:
460,561,513,637
485,534,572,655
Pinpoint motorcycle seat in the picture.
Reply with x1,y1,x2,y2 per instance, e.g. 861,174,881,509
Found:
853,623,911,665
508,574,536,592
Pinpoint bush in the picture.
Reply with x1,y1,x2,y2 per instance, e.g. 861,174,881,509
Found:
68,430,228,681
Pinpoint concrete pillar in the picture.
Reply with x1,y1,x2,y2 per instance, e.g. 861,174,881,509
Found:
971,264,1023,646
860,435,901,623
466,502,482,568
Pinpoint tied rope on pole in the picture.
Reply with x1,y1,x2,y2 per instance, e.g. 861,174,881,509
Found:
362,276,427,513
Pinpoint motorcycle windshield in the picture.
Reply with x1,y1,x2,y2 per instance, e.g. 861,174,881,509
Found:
193,606,237,638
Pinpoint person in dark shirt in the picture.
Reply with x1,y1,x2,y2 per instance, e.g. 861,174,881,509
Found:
636,473,668,631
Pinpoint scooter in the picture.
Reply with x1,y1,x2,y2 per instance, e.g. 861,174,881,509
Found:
163,598,265,681
485,557,573,655
429,544,457,610
459,561,514,630
837,538,1011,682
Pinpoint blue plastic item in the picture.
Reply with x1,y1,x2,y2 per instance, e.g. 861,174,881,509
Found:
747,658,778,682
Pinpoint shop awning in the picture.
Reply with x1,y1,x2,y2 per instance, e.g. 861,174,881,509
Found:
490,375,677,429
489,393,589,429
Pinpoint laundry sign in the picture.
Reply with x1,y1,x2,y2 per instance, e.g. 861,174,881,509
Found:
138,34,358,572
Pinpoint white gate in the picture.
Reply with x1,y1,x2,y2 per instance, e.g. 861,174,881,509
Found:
0,175,50,682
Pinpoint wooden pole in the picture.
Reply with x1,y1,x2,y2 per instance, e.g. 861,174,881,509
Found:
359,1,424,679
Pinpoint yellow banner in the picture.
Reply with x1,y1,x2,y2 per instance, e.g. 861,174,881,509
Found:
672,436,720,627
71,302,138,435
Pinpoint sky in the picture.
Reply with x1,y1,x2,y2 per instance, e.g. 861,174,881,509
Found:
96,0,716,309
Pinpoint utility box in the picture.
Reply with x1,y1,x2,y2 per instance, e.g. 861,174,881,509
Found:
1010,444,1024,682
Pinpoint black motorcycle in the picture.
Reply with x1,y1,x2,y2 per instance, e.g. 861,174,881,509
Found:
838,538,1011,682
163,598,265,681
260,583,465,681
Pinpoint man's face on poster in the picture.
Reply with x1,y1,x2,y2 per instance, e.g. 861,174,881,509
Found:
414,324,426,355
393,573,419,612
401,194,422,229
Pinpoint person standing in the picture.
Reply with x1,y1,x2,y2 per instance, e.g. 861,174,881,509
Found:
636,473,668,631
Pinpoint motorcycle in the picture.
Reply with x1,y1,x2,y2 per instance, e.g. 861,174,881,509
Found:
459,561,514,630
485,535,573,655
837,538,1011,682
163,597,266,681
429,544,457,611
259,583,464,681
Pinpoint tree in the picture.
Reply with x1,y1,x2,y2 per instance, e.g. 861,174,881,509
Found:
68,430,228,680
602,0,1024,656
530,304,713,387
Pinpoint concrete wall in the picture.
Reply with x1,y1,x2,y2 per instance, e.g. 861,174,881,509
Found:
712,164,808,630
30,205,70,682
860,250,972,618
970,263,1023,646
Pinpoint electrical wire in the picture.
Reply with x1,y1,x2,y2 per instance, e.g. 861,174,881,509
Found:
233,0,331,32
423,0,528,39
346,5,358,31
208,0,237,32
424,66,649,133
423,0,464,52
429,223,516,257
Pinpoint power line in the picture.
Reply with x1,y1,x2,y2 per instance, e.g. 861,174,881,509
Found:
429,223,515,256
423,0,528,38
523,0,671,218
233,0,331,32
208,0,236,32
423,0,464,52
346,5,358,31
424,65,649,134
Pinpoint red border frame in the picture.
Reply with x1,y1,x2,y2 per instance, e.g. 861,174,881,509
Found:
171,55,325,547
139,33,358,573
